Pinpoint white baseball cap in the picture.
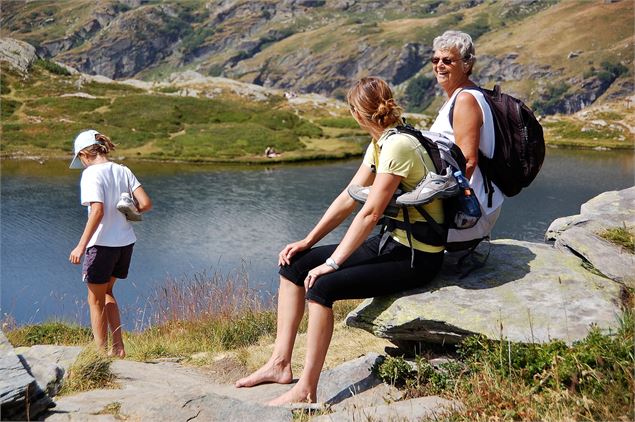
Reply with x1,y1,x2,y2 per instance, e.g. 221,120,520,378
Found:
69,129,101,169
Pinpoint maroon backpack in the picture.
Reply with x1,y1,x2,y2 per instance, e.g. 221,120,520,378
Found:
450,85,545,207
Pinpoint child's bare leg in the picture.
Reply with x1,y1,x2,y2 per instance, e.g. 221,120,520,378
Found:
87,282,109,350
105,277,125,358
235,277,305,388
268,301,334,406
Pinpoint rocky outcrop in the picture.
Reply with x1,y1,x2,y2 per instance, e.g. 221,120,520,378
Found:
347,239,624,348
0,37,37,75
16,345,83,397
347,187,632,348
546,186,634,287
36,2,123,58
476,53,556,85
230,42,430,96
43,352,460,421
56,5,187,79
0,331,54,420
313,395,462,422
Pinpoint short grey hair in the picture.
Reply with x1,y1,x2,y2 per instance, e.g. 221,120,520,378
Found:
432,30,476,69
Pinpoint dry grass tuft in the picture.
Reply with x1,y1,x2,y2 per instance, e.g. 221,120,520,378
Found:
59,345,116,395
600,225,634,253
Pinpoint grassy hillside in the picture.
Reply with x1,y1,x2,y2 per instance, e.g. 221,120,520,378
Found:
1,58,631,163
0,60,369,162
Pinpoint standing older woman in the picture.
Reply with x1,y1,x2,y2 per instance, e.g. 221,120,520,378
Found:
429,30,503,247
235,77,445,405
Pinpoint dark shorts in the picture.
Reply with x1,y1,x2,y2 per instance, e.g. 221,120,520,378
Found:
82,243,134,284
279,234,443,308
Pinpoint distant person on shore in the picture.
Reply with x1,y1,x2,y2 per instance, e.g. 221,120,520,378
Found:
68,130,152,358
235,77,444,405
265,146,280,158
429,30,503,248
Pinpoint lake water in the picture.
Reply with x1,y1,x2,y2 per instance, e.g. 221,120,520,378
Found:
1,148,633,326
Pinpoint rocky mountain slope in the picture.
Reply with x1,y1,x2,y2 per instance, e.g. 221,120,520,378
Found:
2,0,632,115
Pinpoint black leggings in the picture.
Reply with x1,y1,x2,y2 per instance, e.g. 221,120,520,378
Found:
279,234,444,308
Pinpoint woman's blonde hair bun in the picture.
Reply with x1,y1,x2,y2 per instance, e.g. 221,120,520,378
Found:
347,77,402,128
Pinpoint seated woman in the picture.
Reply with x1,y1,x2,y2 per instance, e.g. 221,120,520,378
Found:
429,30,503,248
235,77,445,405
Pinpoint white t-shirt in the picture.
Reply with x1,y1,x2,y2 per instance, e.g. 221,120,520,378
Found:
80,162,141,248
430,88,504,214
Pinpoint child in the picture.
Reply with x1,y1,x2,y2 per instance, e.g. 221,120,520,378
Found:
68,129,152,357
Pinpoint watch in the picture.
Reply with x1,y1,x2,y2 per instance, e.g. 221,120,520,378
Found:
325,257,339,271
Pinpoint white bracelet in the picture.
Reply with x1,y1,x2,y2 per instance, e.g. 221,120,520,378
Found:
325,257,339,271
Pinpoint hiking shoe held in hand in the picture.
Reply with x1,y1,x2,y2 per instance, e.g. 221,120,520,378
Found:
396,167,459,206
117,192,143,221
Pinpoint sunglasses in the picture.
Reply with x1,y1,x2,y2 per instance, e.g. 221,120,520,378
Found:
430,57,460,65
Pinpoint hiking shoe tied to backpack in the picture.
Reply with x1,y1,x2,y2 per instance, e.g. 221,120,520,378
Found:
347,184,401,217
117,192,143,221
396,167,459,206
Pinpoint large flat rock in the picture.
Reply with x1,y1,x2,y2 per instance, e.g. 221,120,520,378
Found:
45,359,293,421
44,353,395,420
346,239,624,345
546,187,635,288
0,331,54,420
314,395,462,422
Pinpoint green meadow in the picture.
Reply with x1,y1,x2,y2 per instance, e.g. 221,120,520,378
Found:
0,60,365,162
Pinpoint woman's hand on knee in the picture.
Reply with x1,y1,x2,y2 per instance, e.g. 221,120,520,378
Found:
304,263,334,292
279,239,310,266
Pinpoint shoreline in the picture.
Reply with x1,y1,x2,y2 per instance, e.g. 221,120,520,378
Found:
1,140,633,167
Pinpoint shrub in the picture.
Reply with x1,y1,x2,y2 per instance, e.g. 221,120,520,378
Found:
531,81,570,115
35,59,70,76
374,356,413,386
0,77,11,95
1,98,21,119
181,27,215,56
601,60,629,78
404,75,436,112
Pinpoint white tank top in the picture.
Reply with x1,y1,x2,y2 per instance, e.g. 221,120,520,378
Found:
429,88,504,214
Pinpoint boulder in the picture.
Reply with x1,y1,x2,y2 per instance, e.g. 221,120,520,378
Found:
546,187,634,287
0,37,37,74
329,383,403,412
0,331,54,420
346,239,624,346
316,353,383,405
17,345,83,397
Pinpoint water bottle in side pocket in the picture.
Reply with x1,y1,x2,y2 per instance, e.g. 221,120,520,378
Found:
451,170,481,229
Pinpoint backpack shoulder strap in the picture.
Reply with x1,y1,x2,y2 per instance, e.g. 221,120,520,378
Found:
394,124,444,173
448,87,484,127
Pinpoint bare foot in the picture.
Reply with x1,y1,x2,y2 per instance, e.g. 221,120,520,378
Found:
235,358,293,388
267,384,315,406
108,348,126,359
